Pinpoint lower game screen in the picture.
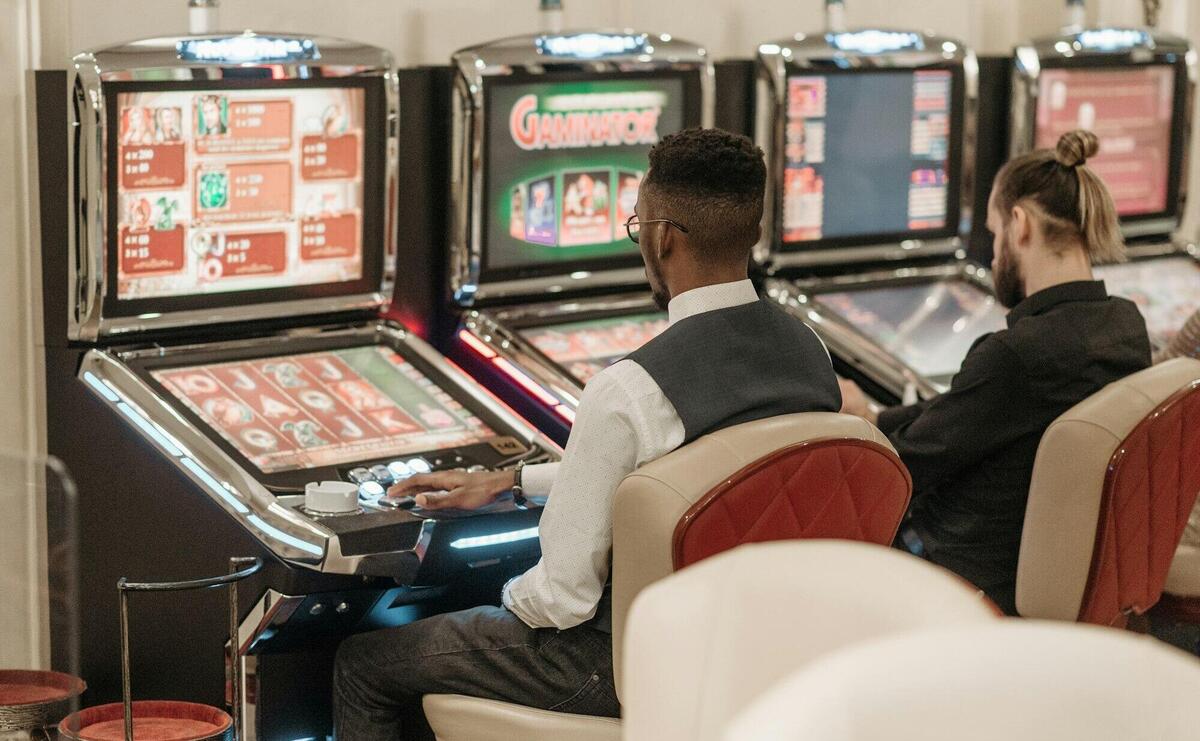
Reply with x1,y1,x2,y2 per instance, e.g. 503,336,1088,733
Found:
816,280,1007,380
519,313,670,384
1094,257,1200,343
152,346,496,473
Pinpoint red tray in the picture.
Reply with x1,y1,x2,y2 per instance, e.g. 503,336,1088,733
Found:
0,669,86,731
59,700,232,741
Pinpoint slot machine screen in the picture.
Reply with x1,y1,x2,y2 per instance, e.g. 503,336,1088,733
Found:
778,67,964,250
481,71,701,280
1034,64,1180,219
106,78,387,316
1094,257,1200,344
814,279,1007,384
519,312,670,383
152,345,498,474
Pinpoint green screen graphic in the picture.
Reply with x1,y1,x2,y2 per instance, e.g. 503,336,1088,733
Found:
485,77,686,272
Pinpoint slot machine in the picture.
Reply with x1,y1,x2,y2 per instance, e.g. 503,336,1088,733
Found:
1009,27,1199,350
758,27,1008,404
34,30,558,739
442,30,714,441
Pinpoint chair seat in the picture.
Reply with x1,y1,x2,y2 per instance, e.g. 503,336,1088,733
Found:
423,693,620,741
1165,545,1200,597
59,700,231,741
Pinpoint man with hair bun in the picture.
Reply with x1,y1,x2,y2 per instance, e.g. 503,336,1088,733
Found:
333,127,841,739
841,129,1151,615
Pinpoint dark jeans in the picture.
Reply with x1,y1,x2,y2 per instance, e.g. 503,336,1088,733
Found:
333,605,619,740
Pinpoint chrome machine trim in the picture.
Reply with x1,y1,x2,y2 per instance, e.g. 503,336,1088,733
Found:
1009,28,1197,244
77,322,561,575
449,29,714,305
767,262,996,400
462,291,662,412
755,28,979,270
68,31,399,341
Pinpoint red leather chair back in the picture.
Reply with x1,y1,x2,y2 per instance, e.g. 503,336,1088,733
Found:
1078,380,1200,625
672,438,912,570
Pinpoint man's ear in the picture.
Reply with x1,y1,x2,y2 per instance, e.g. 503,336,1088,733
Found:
1010,204,1034,250
657,222,676,260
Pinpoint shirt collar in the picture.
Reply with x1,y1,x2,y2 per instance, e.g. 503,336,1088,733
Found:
1006,280,1108,328
667,279,759,325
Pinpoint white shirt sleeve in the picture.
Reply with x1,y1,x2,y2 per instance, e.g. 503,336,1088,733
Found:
502,361,682,629
519,462,558,498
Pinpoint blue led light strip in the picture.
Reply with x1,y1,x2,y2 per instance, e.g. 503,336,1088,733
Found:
450,527,540,550
248,515,325,556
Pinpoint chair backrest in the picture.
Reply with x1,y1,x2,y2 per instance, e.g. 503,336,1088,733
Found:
611,412,912,695
622,541,999,741
724,621,1200,741
1017,357,1200,625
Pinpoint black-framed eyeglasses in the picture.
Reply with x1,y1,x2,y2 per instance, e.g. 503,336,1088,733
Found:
624,214,689,244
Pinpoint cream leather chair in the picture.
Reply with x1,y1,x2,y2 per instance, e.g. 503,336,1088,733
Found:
622,541,1000,741
1017,357,1200,626
424,412,914,741
724,621,1200,741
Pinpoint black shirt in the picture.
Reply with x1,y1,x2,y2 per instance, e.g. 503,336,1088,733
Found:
876,280,1151,613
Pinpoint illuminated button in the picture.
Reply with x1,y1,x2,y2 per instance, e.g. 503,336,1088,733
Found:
370,464,394,484
387,460,413,479
347,467,374,484
406,458,432,474
358,481,385,499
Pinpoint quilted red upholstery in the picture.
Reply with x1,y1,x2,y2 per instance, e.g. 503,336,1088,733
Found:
672,439,912,570
1077,382,1200,626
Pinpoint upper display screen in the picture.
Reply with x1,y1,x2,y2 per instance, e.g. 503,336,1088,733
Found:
484,76,687,276
519,312,669,384
152,346,496,474
1035,66,1175,218
782,69,956,246
1094,257,1200,345
815,280,1007,382
115,86,366,300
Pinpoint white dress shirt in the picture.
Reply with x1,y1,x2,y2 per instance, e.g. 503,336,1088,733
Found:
502,279,761,629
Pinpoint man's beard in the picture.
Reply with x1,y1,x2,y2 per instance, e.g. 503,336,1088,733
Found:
993,233,1026,309
646,253,670,310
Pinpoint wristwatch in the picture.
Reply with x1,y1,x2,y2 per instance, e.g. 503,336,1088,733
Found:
511,460,528,507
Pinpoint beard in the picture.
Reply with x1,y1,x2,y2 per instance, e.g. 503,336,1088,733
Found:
645,253,670,310
993,233,1026,309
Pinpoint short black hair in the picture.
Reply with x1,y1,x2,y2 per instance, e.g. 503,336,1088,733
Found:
643,127,766,263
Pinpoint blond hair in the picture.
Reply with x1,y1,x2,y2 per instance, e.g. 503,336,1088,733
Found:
994,130,1125,264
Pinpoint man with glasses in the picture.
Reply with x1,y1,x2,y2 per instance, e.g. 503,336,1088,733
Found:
333,128,840,740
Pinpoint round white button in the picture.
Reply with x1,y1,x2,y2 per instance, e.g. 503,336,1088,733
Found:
388,460,413,479
406,458,432,474
358,481,385,499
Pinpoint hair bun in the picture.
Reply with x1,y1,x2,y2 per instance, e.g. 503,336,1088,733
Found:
1055,129,1100,168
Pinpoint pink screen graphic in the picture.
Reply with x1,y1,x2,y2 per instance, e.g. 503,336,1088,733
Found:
116,87,366,299
1035,66,1175,216
152,346,496,473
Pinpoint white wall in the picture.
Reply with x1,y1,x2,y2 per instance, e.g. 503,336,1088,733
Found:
0,0,1179,666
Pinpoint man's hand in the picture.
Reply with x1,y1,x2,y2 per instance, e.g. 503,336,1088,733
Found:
838,377,878,425
386,469,516,511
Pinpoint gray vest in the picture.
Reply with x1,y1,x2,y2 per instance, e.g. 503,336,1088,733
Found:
627,298,842,444
587,298,842,633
